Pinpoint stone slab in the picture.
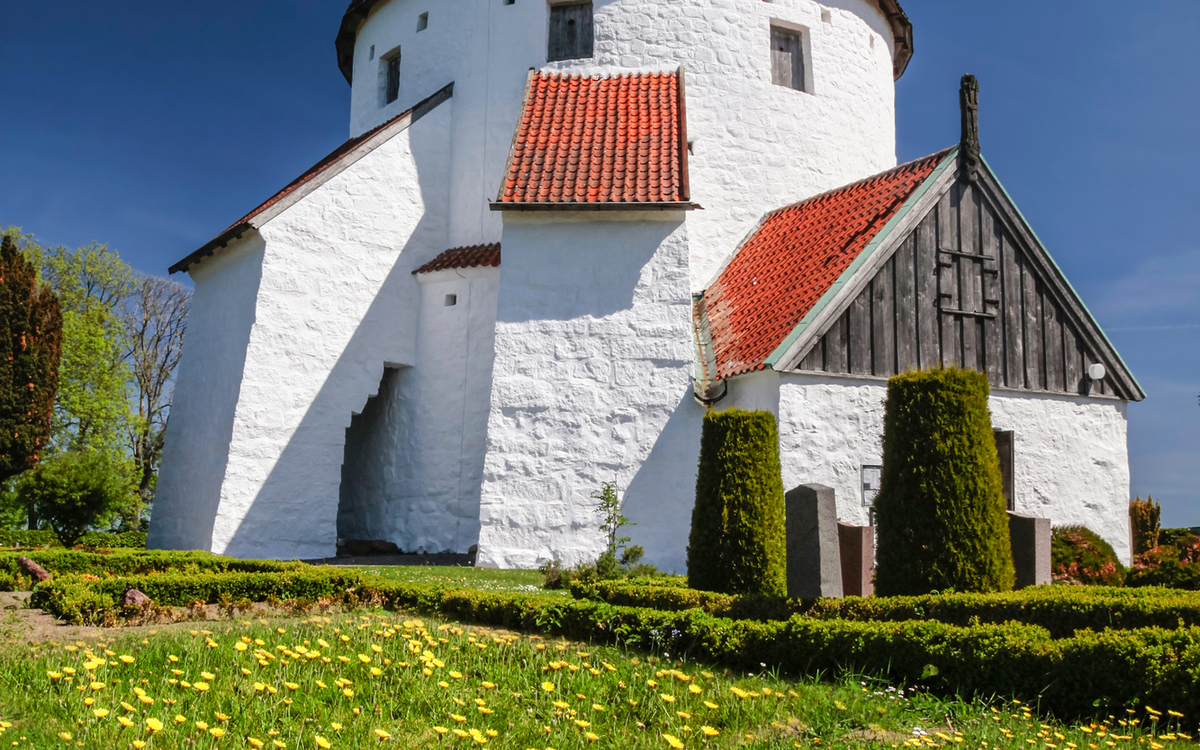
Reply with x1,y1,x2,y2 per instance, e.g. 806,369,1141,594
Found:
837,523,874,597
785,483,843,599
1007,511,1051,588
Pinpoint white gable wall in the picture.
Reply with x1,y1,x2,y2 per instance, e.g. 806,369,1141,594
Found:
157,102,455,561
477,215,704,572
148,234,266,551
769,372,1133,562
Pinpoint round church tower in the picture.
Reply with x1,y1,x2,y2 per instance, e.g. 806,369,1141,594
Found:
337,0,910,288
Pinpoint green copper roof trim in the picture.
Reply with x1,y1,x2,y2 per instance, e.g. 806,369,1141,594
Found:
978,155,1145,398
764,147,959,369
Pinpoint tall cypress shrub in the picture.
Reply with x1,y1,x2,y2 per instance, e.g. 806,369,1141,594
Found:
1129,496,1161,555
687,408,786,596
0,233,62,484
874,367,1014,595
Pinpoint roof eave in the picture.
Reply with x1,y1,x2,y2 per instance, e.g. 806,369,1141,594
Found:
875,0,914,80
489,201,701,212
336,0,379,85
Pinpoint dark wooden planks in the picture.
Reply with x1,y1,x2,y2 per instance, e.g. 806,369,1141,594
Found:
894,234,918,372
937,189,961,366
981,201,1004,386
915,213,940,368
848,288,872,375
1001,232,1025,388
1063,320,1083,394
825,311,849,373
872,256,896,376
1023,270,1045,390
958,184,981,371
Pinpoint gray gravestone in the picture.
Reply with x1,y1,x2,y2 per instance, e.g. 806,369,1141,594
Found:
1007,511,1051,588
785,483,843,599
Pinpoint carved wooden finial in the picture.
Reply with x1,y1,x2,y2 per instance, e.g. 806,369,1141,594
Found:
959,74,981,183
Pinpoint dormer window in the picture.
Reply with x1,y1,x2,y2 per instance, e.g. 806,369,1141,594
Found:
548,2,593,62
382,48,401,105
770,24,807,92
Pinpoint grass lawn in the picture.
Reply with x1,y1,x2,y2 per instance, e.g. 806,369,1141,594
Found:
0,608,1195,750
354,565,555,594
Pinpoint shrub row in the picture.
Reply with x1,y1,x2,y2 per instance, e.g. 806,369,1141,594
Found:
0,549,305,590
568,580,1200,639
31,567,365,624
370,580,1200,722
0,530,146,549
27,566,1200,721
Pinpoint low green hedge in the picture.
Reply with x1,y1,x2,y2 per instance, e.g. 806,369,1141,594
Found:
0,549,305,590
25,562,1200,721
568,580,1200,639
370,580,1200,722
31,567,366,624
0,530,146,549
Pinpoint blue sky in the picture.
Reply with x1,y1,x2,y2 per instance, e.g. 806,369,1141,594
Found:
2,2,1196,523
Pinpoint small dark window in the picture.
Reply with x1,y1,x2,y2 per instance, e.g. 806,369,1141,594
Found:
770,25,805,92
384,52,401,105
417,12,428,31
548,2,593,62
504,0,515,4
445,294,457,307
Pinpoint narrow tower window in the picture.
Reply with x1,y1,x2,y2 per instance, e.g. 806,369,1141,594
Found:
770,24,806,92
548,2,593,62
417,12,428,31
383,49,401,105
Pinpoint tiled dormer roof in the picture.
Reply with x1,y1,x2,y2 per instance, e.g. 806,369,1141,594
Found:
413,244,501,275
494,69,694,209
698,149,952,380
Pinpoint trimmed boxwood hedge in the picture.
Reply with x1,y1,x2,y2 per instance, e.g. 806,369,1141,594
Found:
874,367,1014,595
0,530,146,549
688,408,786,596
0,549,304,589
568,580,1200,639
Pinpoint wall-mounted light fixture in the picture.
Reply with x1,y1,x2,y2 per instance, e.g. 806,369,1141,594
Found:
1087,363,1106,381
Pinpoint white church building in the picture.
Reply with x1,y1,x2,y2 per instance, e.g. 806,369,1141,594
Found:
149,0,1143,570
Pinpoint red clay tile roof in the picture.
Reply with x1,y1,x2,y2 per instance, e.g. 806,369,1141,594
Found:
413,244,501,275
699,149,953,380
497,70,688,206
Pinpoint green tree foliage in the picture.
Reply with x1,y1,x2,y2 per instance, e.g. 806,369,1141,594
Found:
688,408,786,596
30,240,136,457
0,233,62,484
874,367,1015,595
15,451,138,547
1051,525,1126,586
1129,496,1161,556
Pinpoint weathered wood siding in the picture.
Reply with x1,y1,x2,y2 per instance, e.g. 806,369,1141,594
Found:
798,181,1112,398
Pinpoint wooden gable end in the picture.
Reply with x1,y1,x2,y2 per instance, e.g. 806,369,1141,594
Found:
788,170,1142,401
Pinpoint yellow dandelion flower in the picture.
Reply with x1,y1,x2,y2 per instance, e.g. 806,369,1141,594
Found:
482,682,495,690
274,741,287,749
373,729,391,739
661,694,676,703
701,726,719,737
209,727,226,738
478,708,494,715
541,681,556,692
118,717,134,728
678,712,691,719
285,682,300,691
433,727,449,735
370,667,382,677
132,742,146,750
703,701,719,710
449,671,462,679
453,729,469,739
343,688,354,698
450,714,467,723
439,681,450,689
331,723,343,731
194,681,210,692
593,704,606,712
249,739,265,749
119,655,135,664
92,708,109,719
57,731,73,742
147,718,164,732
121,702,136,713
197,721,209,730
689,684,702,694
664,734,685,749
358,654,371,663
235,642,248,652
316,681,327,689
200,672,215,681
215,712,230,722
575,720,592,728
553,701,570,709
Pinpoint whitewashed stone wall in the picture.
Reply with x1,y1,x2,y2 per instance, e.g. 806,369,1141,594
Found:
153,102,454,560
148,235,266,551
349,0,898,288
337,267,500,554
764,372,1133,562
477,216,703,572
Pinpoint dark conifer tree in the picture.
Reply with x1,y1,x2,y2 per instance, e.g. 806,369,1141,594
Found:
0,234,63,491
